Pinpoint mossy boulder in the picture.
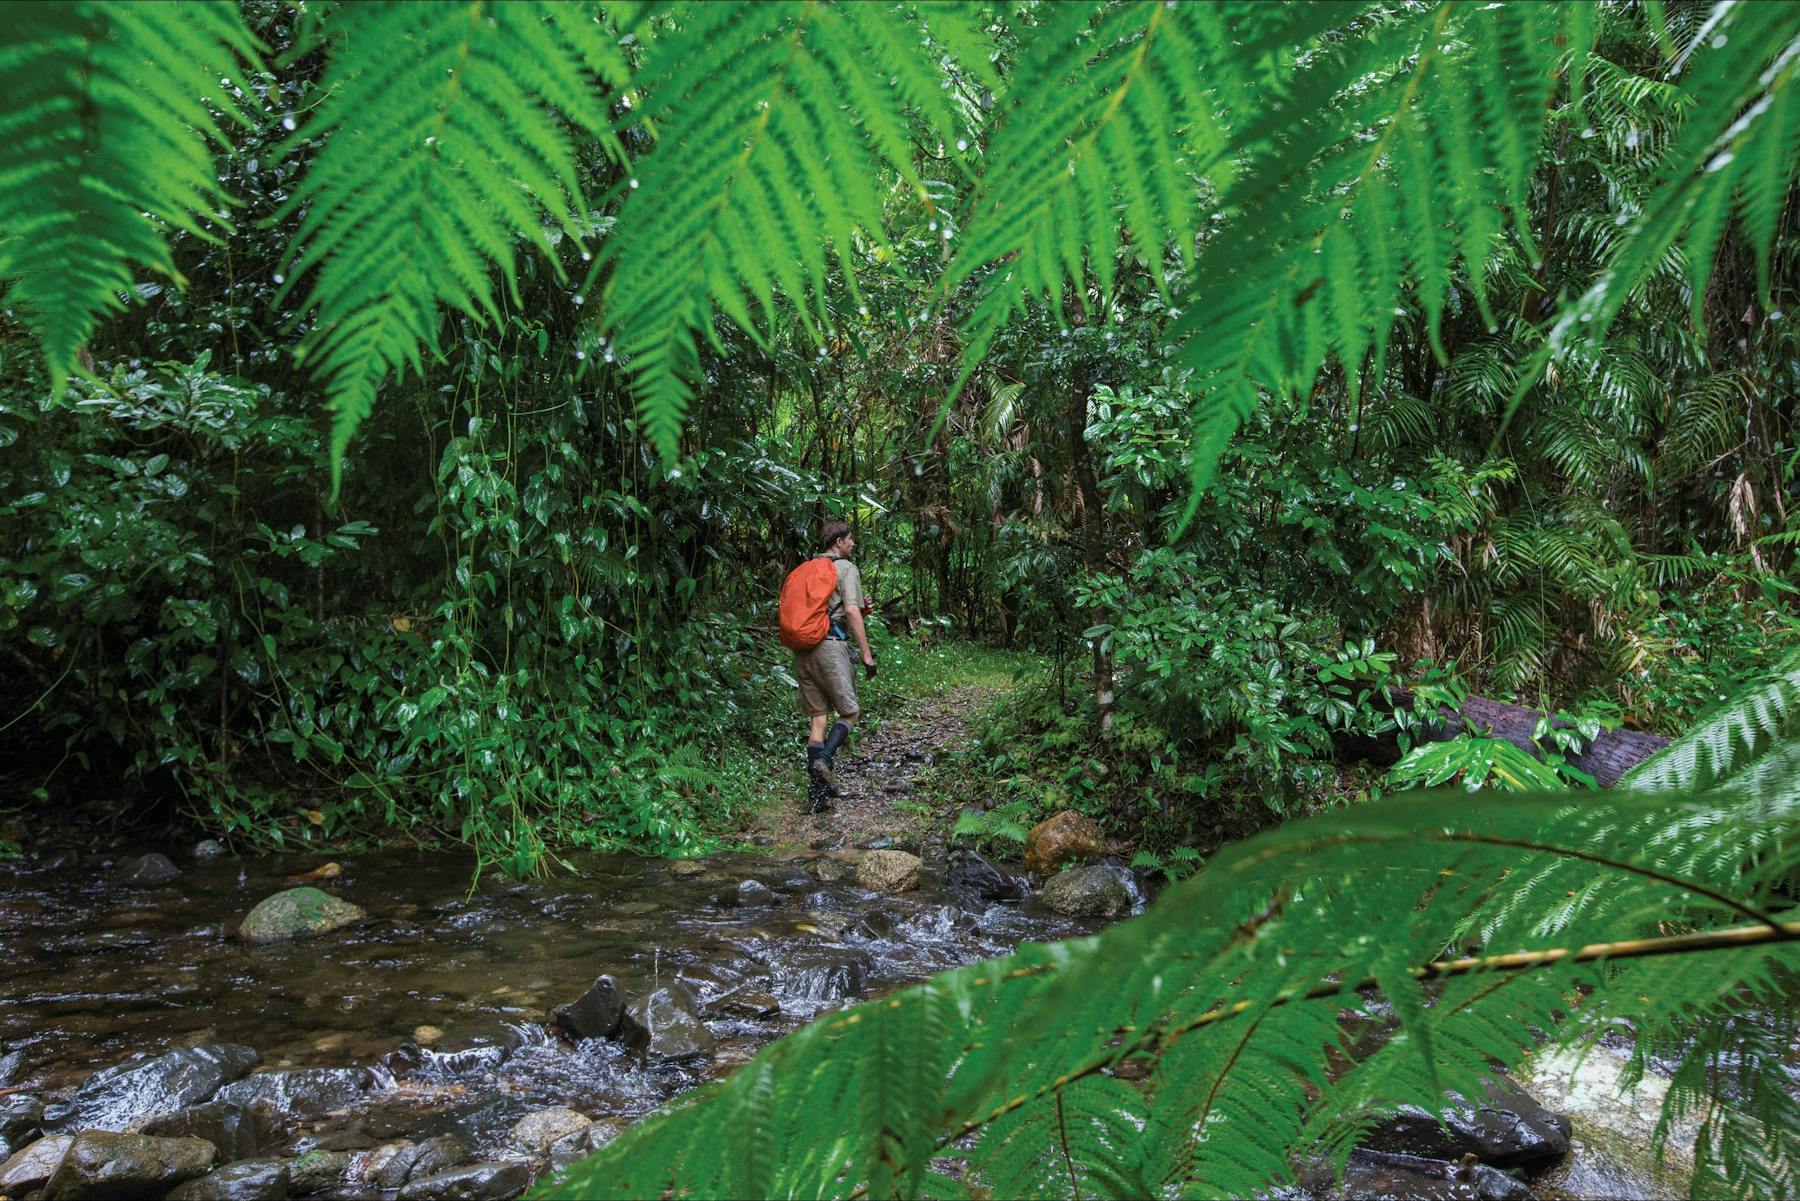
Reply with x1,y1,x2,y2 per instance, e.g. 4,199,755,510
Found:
237,888,366,942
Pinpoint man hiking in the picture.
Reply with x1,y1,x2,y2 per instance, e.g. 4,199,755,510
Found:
785,519,875,812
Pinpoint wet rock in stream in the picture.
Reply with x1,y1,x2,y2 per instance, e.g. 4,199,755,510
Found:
285,1149,353,1195
624,984,716,1065
856,849,920,893
509,1107,591,1153
0,1093,43,1145
1293,1149,1535,1201
1360,1077,1570,1168
553,975,629,1042
164,1157,291,1201
138,1099,283,1162
945,849,1024,901
213,1067,372,1119
1039,862,1132,918
1024,810,1104,877
397,1160,531,1201
714,878,775,908
237,888,366,943
116,852,180,886
52,1043,260,1132
42,1129,216,1199
0,1134,72,1194
0,1046,25,1088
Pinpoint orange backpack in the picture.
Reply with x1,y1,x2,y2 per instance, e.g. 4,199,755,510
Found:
778,557,839,651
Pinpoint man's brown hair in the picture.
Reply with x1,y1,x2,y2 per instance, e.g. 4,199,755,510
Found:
820,519,851,551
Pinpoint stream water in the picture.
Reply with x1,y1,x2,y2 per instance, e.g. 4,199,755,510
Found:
0,842,1107,1182
0,839,1761,1201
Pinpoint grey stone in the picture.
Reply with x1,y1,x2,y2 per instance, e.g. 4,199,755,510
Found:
396,1161,532,1201
667,858,705,878
372,1141,424,1190
548,1125,608,1167
117,852,179,885
708,987,781,1018
715,878,774,908
408,1135,468,1181
237,888,365,942
165,1158,290,1201
0,1094,42,1144
56,1044,259,1132
773,946,872,1009
41,1130,214,1200
855,849,920,893
0,1135,71,1194
553,975,628,1042
213,1068,370,1120
193,840,229,861
623,985,716,1065
138,1100,277,1162
0,1048,25,1087
1360,1078,1571,1168
810,858,850,883
1305,1149,1536,1200
761,867,817,894
509,1109,591,1154
946,849,1024,901
284,1149,352,1195
1039,863,1131,918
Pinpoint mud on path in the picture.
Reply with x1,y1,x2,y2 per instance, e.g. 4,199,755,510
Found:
741,684,999,852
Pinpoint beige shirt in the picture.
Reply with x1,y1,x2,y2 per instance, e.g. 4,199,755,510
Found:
826,557,864,628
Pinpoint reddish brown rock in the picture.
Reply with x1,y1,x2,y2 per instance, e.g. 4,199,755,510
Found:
1023,811,1104,878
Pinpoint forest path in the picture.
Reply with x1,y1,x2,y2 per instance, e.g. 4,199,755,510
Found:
739,683,999,853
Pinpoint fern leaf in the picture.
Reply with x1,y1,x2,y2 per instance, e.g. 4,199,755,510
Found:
599,0,982,461
1622,651,1800,794
0,1,263,390
278,0,624,486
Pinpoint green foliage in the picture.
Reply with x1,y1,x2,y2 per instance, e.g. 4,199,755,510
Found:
1623,649,1800,796
0,1,264,391
5,1,1795,491
538,665,1800,1200
597,0,984,458
280,1,628,478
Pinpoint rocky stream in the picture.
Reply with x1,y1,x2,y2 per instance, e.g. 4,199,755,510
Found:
0,700,1722,1200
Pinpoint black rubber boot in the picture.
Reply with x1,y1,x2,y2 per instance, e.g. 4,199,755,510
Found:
821,718,852,760
806,743,835,806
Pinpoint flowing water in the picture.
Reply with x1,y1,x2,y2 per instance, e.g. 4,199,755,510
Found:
0,843,1110,1166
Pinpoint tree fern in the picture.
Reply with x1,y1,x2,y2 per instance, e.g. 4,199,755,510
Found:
593,0,988,460
0,1,264,391
535,663,1800,1201
1622,650,1800,794
276,0,631,478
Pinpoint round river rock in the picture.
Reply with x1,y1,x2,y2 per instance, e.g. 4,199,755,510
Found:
237,887,366,942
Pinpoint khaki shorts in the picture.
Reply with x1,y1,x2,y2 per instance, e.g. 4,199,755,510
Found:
795,638,860,718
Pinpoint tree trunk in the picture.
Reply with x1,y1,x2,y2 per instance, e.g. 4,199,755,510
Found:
1340,685,1670,787
1069,374,1114,738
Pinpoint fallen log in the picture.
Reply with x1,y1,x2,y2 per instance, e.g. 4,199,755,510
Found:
1341,686,1670,788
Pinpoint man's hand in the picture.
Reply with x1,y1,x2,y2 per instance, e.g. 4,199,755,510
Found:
863,653,877,680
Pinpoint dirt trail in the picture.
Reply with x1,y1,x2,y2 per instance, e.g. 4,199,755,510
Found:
742,685,996,852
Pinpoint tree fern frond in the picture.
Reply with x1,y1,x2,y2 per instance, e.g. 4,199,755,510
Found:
1622,651,1800,794
1548,1,1800,351
538,718,1800,1201
599,0,983,460
0,0,264,390
1160,2,1575,495
279,0,626,483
